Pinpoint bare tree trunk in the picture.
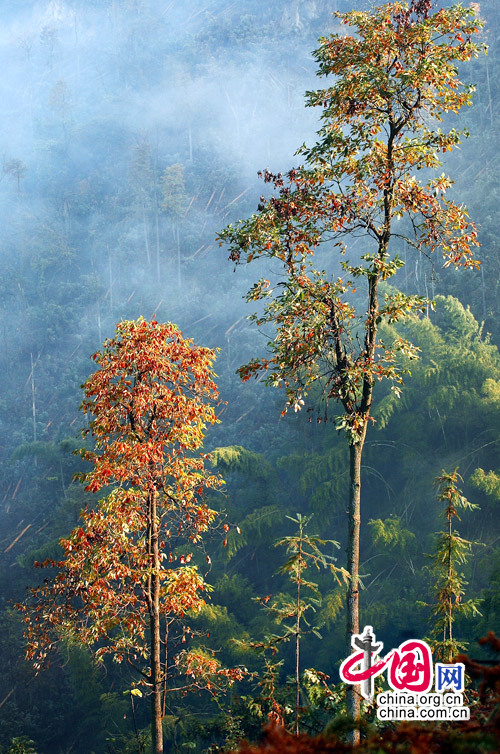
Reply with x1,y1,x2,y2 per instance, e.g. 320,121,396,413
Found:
295,557,301,736
485,53,494,128
346,435,365,745
149,491,163,754
152,144,161,284
97,302,102,345
108,251,114,313
155,210,161,283
480,264,487,320
30,352,38,467
142,204,151,266
345,254,379,742
176,225,181,289
30,352,37,444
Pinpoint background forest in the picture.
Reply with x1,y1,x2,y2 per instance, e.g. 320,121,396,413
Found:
0,0,499,752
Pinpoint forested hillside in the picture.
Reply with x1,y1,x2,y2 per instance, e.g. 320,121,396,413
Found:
0,1,499,753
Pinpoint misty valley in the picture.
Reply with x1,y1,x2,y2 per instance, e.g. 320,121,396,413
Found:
0,1,500,753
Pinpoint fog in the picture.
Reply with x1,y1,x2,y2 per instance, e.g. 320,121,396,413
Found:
1,2,499,751
0,1,354,599
0,2,354,449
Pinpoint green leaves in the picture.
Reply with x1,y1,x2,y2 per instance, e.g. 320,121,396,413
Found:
236,514,347,735
427,469,483,661
435,469,480,518
368,515,417,556
274,513,348,603
219,3,484,447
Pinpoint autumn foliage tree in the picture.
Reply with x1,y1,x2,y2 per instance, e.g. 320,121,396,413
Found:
219,0,485,735
19,320,243,754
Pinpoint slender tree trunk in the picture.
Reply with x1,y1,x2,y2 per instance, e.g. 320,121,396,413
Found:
30,352,37,444
345,259,379,741
155,210,161,283
30,352,37,467
176,225,181,289
485,53,494,128
108,251,114,313
480,264,487,320
142,204,151,266
346,433,366,745
295,558,301,736
447,516,453,663
97,301,102,345
152,146,161,284
149,491,163,754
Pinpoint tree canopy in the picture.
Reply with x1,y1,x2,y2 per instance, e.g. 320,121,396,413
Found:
219,0,485,734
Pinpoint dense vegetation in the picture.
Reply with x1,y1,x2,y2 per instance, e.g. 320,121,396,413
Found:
0,1,499,752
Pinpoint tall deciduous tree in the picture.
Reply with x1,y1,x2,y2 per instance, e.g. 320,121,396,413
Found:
219,0,484,734
19,320,243,754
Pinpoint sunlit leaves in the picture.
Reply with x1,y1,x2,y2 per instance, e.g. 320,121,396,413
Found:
20,319,232,691
219,2,484,441
175,648,246,696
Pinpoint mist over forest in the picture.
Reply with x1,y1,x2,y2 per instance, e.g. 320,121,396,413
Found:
0,1,499,752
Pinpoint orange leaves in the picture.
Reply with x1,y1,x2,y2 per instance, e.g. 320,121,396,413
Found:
20,318,228,685
175,648,247,695
78,319,223,498
308,1,485,140
162,566,206,615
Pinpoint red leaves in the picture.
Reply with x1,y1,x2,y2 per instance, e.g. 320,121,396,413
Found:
78,319,222,497
20,319,226,682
